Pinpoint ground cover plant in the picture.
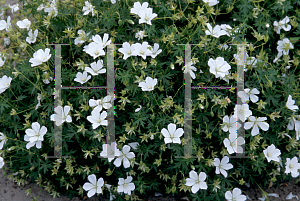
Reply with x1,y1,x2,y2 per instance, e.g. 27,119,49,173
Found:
0,0,300,200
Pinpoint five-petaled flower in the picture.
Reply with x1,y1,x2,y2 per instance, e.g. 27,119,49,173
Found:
208,57,231,79
161,123,184,144
89,95,112,112
182,61,197,79
223,132,245,154
16,19,31,30
213,156,233,178
244,116,269,136
0,75,12,94
138,77,157,91
24,122,47,149
118,42,135,60
273,16,291,34
132,42,152,60
87,107,108,129
29,48,52,67
74,71,92,84
85,60,106,76
26,29,38,44
117,176,135,195
113,145,135,168
83,174,104,198
225,187,247,201
285,156,300,178
233,104,252,122
138,8,157,25
100,142,121,162
237,88,260,103
221,114,241,134
263,144,281,163
205,23,227,38
185,170,207,193
286,95,299,112
50,105,72,126
82,1,95,16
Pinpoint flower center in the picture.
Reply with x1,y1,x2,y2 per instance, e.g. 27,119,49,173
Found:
289,164,294,169
267,152,271,157
5,83,8,86
140,50,144,55
82,78,86,81
147,85,152,89
219,164,223,169
123,183,128,188
145,17,149,21
127,50,131,54
43,56,46,60
95,50,99,55
97,119,101,123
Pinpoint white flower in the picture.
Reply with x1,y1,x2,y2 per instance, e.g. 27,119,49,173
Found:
233,104,252,122
85,60,106,76
44,0,58,17
149,43,162,58
286,192,299,200
9,4,19,13
135,30,146,41
74,71,91,84
237,88,260,103
82,1,95,16
213,156,233,178
118,42,135,60
0,54,5,67
132,42,152,59
29,48,52,67
37,4,45,11
161,123,184,144
273,16,291,34
138,8,157,25
223,132,245,154
16,19,31,30
244,116,269,136
208,57,231,79
100,142,121,162
182,61,197,79
0,132,7,150
0,16,11,32
74,30,91,45
26,29,38,44
277,38,294,56
286,95,299,112
287,115,300,130
203,0,219,6
0,157,4,169
130,2,149,16
185,170,207,193
135,105,142,112
263,144,281,163
35,93,42,110
218,44,232,51
0,75,12,94
42,71,53,84
117,176,135,195
296,121,300,141
225,187,247,201
128,142,139,150
87,108,108,129
221,115,241,133
105,184,117,201
113,145,135,168
83,174,104,198
83,42,105,59
4,38,10,46
92,33,111,48
138,77,157,91
205,23,227,38
285,156,300,178
24,122,47,149
50,105,72,126
220,24,233,36
89,95,112,112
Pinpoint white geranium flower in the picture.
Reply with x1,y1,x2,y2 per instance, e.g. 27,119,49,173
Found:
83,42,105,59
117,176,135,195
132,42,152,60
0,16,11,32
50,105,72,126
130,2,149,16
83,174,104,198
185,170,207,193
0,75,12,94
161,123,184,144
26,29,38,44
74,30,91,45
128,142,139,150
237,88,260,103
225,187,247,201
220,24,233,36
118,42,135,60
9,4,19,13
16,19,31,30
223,132,245,154
135,105,142,112
29,48,52,67
113,145,135,168
4,38,10,46
85,60,106,76
89,95,112,112
44,0,58,17
205,23,227,38
182,61,197,79
263,144,281,163
221,115,241,133
208,57,231,79
135,30,147,41
277,38,294,56
0,132,7,150
149,43,162,58
42,71,53,84
92,34,111,48
244,116,269,136
273,16,291,34
87,108,108,129
286,95,299,112
0,157,4,169
285,156,300,178
234,104,252,122
74,71,91,84
138,8,157,25
138,77,157,91
213,156,233,178
100,142,121,162
287,115,300,130
203,0,219,6
82,1,95,16
24,122,47,149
